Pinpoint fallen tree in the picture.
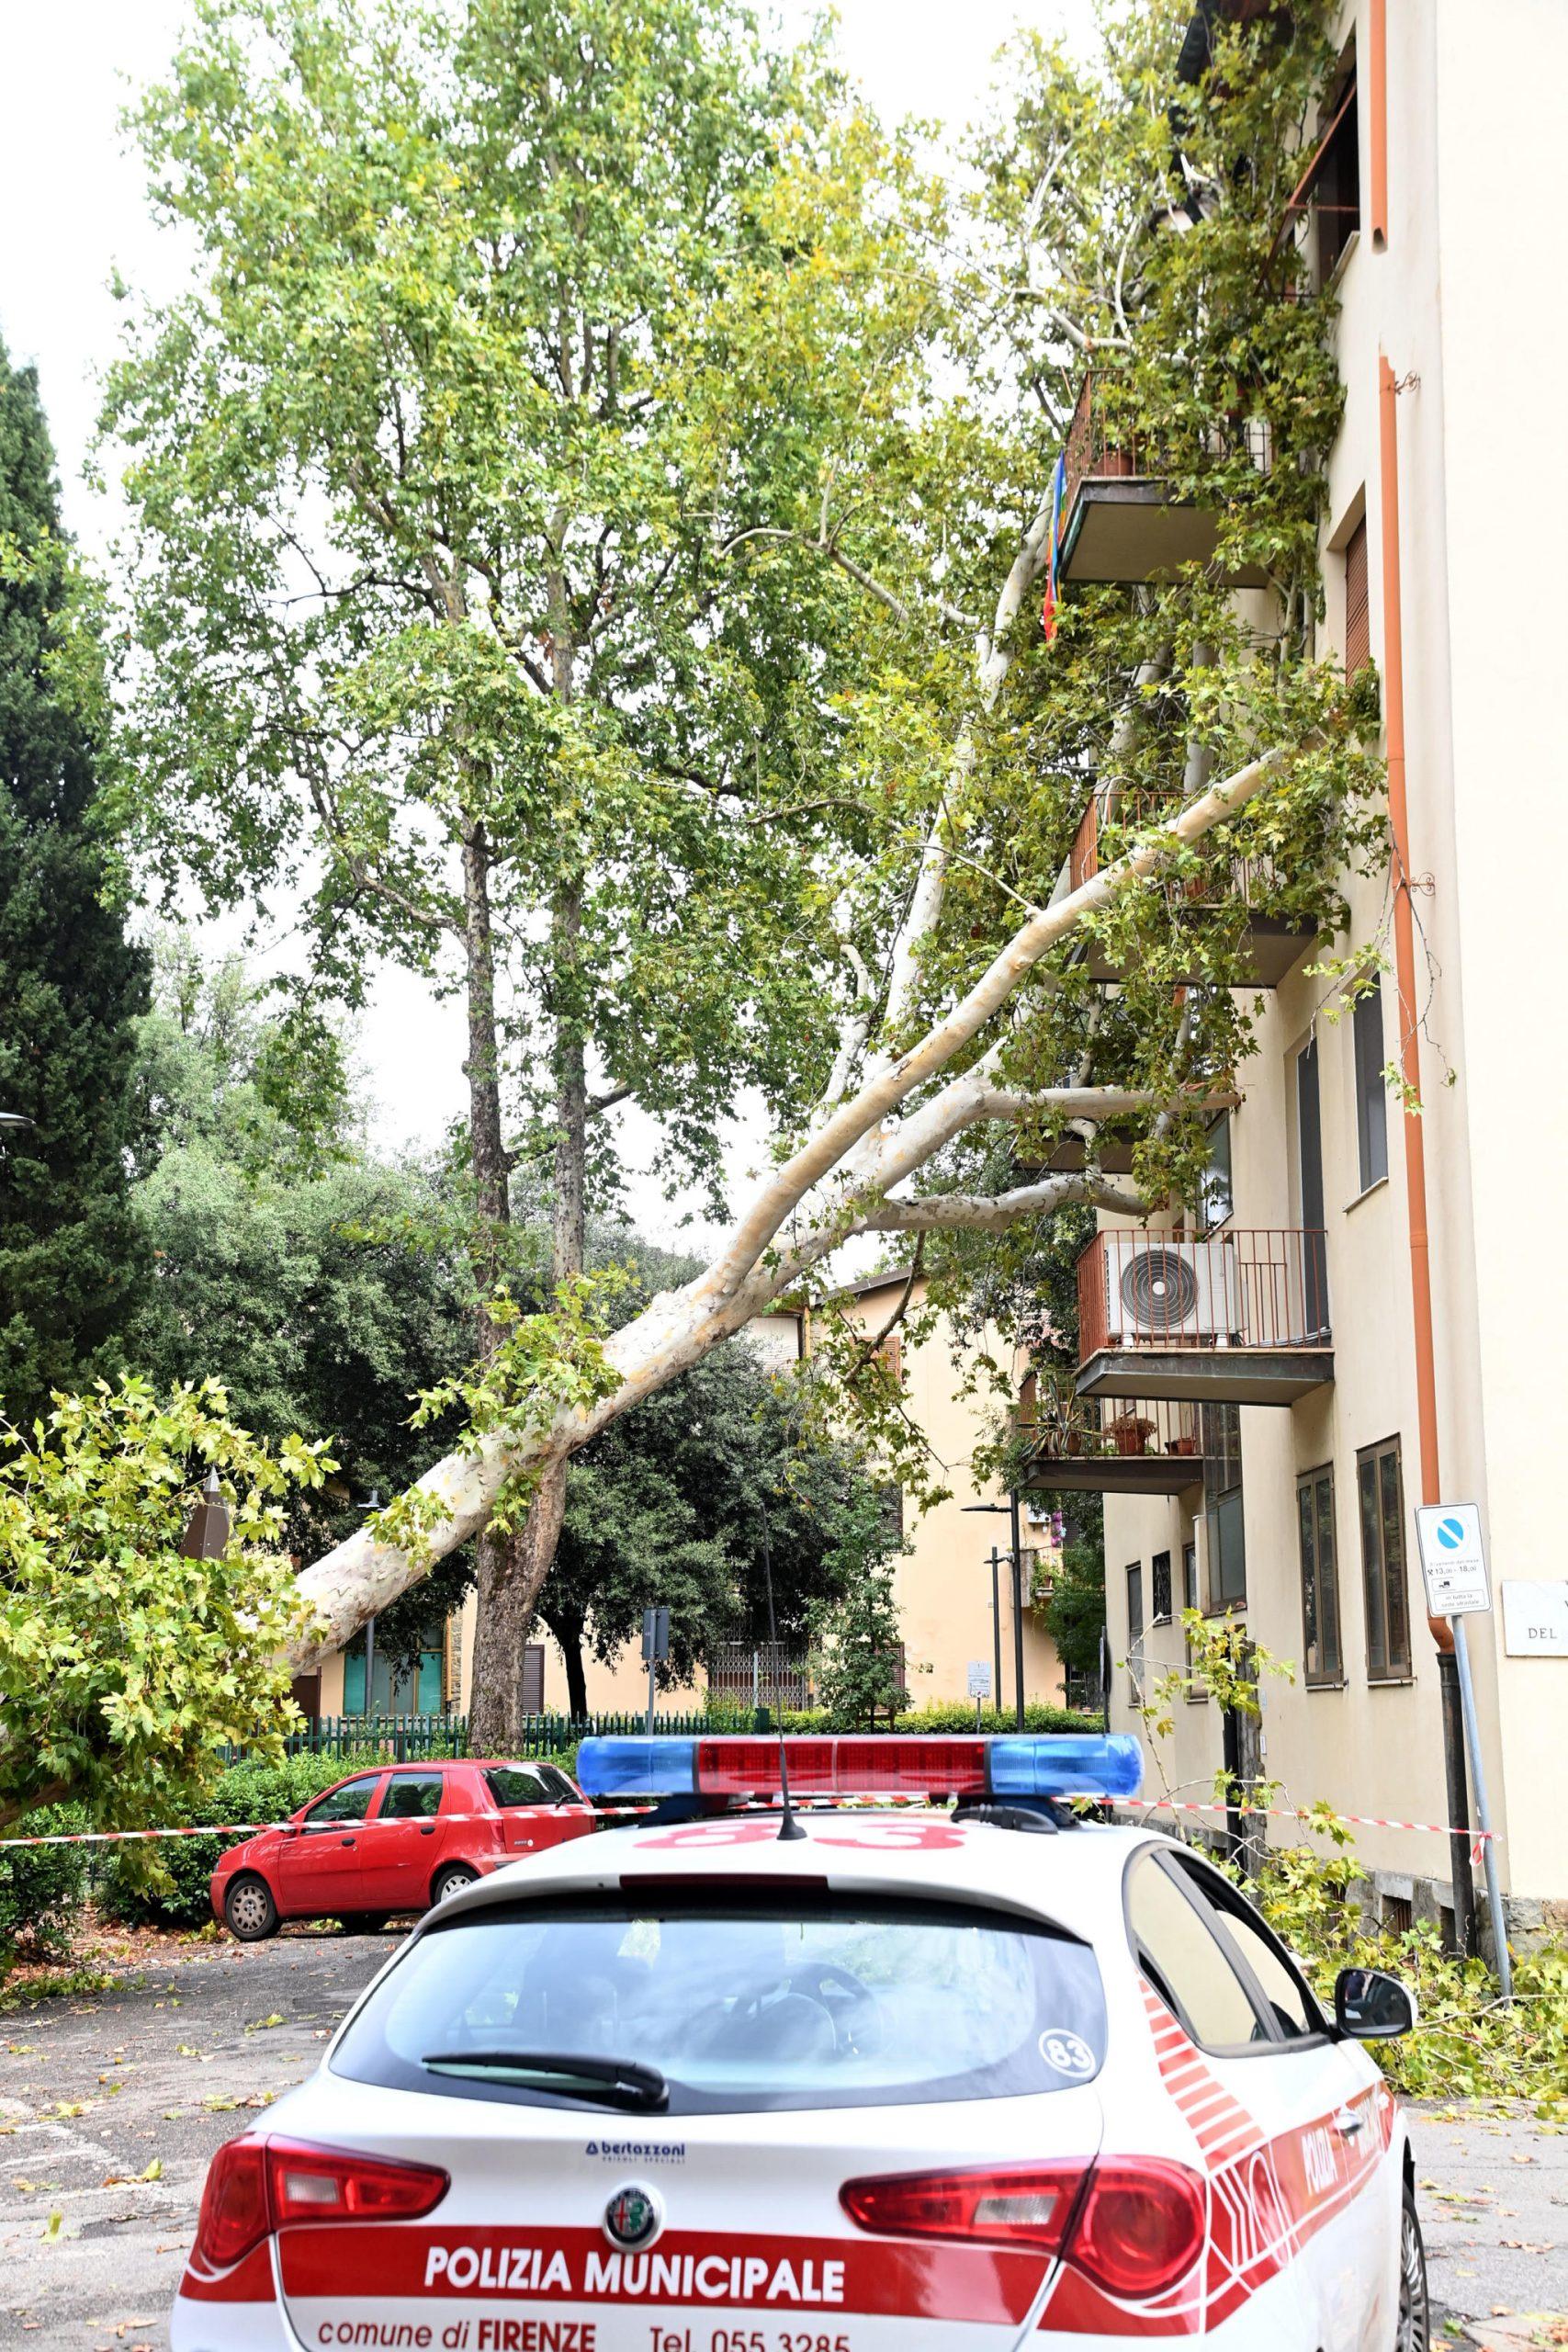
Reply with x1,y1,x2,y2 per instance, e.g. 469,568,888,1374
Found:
104,0,1381,1741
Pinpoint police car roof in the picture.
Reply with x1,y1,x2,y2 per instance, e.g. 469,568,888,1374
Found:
432,1808,1169,1947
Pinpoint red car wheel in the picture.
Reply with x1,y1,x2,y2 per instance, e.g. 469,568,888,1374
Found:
224,1871,279,1942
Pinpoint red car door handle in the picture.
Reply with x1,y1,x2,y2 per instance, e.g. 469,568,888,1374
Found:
420,1824,436,1836
341,1837,355,1847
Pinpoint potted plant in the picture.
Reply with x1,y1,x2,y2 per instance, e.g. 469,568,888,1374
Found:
1109,1412,1156,1457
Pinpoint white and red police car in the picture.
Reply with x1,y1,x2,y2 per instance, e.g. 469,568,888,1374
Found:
172,1734,1427,2351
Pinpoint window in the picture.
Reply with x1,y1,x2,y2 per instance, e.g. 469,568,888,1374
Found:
303,1774,381,1828
486,1766,558,1810
1313,54,1359,282
1202,1404,1246,1610
1344,517,1369,679
1168,1855,1323,2041
1126,1563,1145,1701
1181,1542,1206,1695
521,1643,546,1715
1124,1852,1267,2051
1353,982,1389,1192
332,1894,1110,2115
343,1641,445,1716
380,1771,445,1820
1359,1437,1412,1680
1197,1113,1234,1235
1151,1551,1173,1627
1297,1465,1343,1684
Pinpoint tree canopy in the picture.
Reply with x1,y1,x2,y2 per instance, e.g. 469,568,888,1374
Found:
0,1378,330,1833
0,340,149,1429
547,1332,877,1716
97,0,1382,1725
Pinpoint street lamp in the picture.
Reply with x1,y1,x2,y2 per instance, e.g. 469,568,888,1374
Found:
359,1489,381,1719
963,1491,1027,1731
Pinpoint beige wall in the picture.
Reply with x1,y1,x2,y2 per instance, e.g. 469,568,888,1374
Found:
832,1275,1067,1713
1103,0,1568,1906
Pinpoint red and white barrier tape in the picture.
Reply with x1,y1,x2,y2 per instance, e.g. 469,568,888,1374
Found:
1122,1794,1495,1864
0,1813,516,1850
0,1798,1495,1855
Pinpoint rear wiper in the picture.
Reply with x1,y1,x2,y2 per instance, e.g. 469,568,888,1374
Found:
421,2050,669,2112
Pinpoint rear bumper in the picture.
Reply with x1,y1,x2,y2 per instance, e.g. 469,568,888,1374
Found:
170,2288,299,2350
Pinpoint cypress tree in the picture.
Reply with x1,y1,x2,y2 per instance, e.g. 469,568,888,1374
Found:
0,339,148,1427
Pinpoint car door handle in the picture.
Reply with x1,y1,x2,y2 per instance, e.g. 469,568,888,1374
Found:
1331,2107,1365,2138
419,1824,436,1836
341,1836,355,1848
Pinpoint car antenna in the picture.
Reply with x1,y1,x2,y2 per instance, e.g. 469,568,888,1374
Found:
760,1503,806,1842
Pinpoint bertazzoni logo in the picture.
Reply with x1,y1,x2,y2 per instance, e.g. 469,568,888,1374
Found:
584,2138,686,2165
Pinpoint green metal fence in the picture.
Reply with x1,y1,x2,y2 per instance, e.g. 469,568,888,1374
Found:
226,1701,1105,1767
224,1709,720,1765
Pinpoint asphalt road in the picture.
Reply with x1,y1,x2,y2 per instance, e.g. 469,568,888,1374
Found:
0,1925,393,2351
0,1929,1562,2349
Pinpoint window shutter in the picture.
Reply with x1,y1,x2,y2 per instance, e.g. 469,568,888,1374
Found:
521,1643,546,1715
1345,518,1369,677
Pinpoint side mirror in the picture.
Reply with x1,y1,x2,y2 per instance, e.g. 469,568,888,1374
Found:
1334,1965,1418,2041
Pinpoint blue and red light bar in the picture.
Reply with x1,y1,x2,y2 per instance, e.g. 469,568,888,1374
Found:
575,1733,1142,1804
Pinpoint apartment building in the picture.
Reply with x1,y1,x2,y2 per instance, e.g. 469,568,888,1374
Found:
1088,0,1568,1943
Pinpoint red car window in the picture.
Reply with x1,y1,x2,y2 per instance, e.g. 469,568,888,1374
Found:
301,1774,382,1827
485,1765,560,1809
378,1771,446,1821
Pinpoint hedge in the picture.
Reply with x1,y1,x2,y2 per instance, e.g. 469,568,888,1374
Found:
773,1701,1102,1736
0,1805,91,1969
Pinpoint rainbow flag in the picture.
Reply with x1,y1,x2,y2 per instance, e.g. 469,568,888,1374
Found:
1041,452,1067,641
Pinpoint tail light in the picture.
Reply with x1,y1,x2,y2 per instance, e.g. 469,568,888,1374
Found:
193,2135,449,2270
1066,2158,1207,2299
840,2156,1205,2301
841,2162,1083,2256
193,2138,271,2270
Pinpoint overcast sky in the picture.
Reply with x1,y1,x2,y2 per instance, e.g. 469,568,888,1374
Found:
0,0,1097,1252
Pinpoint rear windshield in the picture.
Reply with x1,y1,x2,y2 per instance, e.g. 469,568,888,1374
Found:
331,1894,1106,2114
486,1766,570,1808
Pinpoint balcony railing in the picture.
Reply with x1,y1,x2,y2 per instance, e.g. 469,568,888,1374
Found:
1070,793,1283,909
1066,794,1315,986
1062,372,1167,512
1056,372,1271,589
1021,1393,1214,1494
1078,1227,1331,1361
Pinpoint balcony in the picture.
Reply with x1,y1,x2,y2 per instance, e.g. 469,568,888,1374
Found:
1056,373,1269,590
1066,793,1315,988
1021,1393,1215,1496
1077,1227,1333,1406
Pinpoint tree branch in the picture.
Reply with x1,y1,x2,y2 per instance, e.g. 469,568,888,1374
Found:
852,1174,1146,1237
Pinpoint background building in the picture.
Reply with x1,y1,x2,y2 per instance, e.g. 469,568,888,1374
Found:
1090,0,1568,1943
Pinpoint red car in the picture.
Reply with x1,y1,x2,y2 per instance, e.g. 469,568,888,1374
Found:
210,1758,598,1940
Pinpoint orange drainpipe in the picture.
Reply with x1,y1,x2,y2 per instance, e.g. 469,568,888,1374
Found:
1381,356,1481,1954
1368,0,1389,250
1378,358,1448,1646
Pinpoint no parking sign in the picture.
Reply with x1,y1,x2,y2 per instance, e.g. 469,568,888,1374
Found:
1414,1503,1491,1618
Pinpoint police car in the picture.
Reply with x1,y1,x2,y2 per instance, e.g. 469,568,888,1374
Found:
172,1734,1427,2350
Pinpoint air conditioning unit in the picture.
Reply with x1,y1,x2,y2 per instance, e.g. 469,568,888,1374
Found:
1107,1238,1240,1343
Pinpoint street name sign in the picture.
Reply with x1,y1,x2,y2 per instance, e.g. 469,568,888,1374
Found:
1500,1580,1568,1657
1414,1504,1491,1618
